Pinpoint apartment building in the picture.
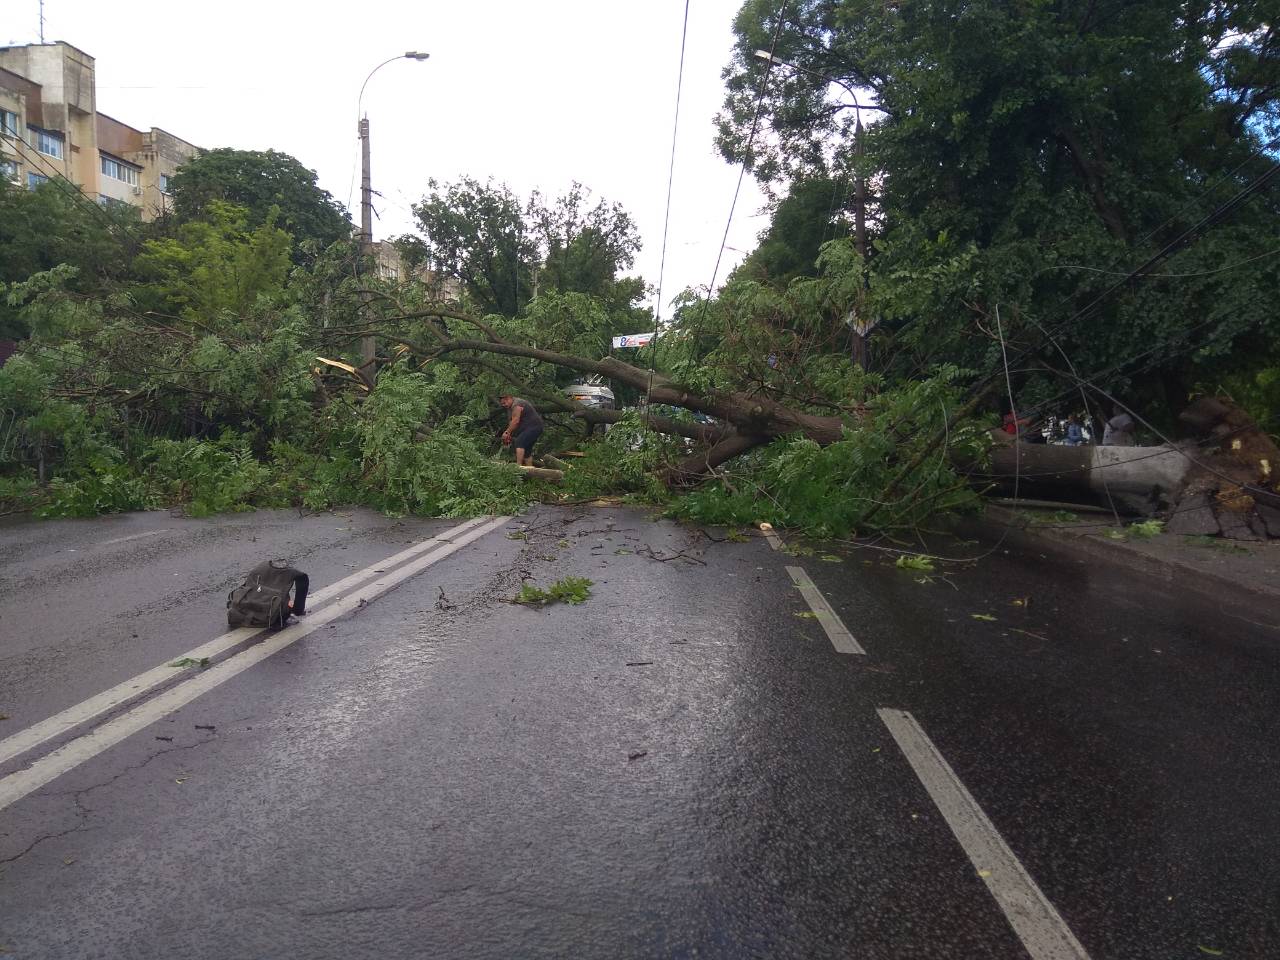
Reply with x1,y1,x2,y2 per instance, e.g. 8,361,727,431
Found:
0,41,198,219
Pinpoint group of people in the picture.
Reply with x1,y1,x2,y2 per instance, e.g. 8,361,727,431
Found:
1001,409,1137,446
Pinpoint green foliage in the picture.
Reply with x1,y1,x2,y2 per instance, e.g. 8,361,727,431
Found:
515,576,594,606
354,364,531,517
134,201,292,323
168,148,351,259
896,554,936,572
668,369,989,537
719,0,1280,412
1128,519,1165,539
410,178,646,320
559,413,678,503
0,177,133,338
37,457,154,518
144,434,276,517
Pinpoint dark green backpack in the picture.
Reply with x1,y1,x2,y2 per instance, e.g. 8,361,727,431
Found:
227,561,309,630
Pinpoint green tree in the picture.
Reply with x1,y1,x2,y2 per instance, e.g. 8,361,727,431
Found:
168,149,351,259
410,177,539,317
134,200,293,324
718,0,1280,415
410,178,647,319
0,177,135,338
736,175,851,287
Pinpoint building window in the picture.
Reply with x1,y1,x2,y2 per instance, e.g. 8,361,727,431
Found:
0,110,18,137
29,126,63,159
27,171,48,189
100,153,140,186
159,173,171,193
1,158,16,180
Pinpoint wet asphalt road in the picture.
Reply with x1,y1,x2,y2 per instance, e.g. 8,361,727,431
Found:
0,505,1277,959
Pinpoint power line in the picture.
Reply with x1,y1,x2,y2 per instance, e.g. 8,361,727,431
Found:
696,0,790,324
642,0,692,410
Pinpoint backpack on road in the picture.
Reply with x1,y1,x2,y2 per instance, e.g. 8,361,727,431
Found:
227,561,309,630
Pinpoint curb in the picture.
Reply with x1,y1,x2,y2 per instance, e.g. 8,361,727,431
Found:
967,505,1280,620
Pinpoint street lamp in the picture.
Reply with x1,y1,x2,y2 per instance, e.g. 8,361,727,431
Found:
358,51,430,252
753,49,869,261
356,51,429,371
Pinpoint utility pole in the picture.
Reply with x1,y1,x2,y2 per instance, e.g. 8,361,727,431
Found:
353,52,428,384
39,0,45,42
358,115,375,373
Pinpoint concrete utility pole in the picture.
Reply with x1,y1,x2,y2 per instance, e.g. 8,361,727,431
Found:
358,115,374,369
356,51,429,378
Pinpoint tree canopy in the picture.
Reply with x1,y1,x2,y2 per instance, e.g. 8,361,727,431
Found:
718,0,1280,416
168,148,352,258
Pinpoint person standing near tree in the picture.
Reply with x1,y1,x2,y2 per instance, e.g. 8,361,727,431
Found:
500,394,544,467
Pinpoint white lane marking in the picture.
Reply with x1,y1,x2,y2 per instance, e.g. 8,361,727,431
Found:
99,529,169,547
0,516,490,767
785,566,865,655
0,516,510,812
877,709,1092,960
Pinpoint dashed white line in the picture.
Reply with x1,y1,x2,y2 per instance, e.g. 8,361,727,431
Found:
877,708,1092,960
786,565,865,655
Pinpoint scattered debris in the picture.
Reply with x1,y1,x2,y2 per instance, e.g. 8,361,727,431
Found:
971,613,997,622
169,657,210,669
896,554,936,572
628,751,648,762
154,735,174,742
195,724,216,731
513,576,594,607
625,661,653,667
435,587,457,612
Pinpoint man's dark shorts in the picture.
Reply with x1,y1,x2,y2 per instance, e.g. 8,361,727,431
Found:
513,425,543,453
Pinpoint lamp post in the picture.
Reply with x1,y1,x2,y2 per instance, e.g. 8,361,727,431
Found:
357,51,429,371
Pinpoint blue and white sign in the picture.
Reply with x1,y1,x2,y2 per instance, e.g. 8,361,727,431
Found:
612,332,656,349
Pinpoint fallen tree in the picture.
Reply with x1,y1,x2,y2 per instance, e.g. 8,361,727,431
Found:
973,398,1280,540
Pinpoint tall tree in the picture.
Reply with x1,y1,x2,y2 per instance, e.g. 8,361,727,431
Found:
718,1,1280,413
168,149,351,258
0,177,135,338
410,178,646,318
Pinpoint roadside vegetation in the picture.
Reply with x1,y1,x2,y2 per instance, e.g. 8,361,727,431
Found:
2,2,1277,537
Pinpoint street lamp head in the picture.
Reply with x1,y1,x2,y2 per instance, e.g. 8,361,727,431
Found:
754,49,783,66
405,51,430,60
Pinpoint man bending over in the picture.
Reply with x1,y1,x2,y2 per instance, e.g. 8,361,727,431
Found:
500,394,544,467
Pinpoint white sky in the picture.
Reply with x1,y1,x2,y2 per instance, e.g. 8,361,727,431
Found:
7,0,771,319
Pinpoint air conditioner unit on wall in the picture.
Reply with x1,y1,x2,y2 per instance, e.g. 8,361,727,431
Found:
132,186,142,196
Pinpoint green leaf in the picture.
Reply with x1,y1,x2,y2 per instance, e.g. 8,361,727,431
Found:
896,554,936,572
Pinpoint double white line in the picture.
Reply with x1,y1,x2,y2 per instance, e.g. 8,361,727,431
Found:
0,515,510,813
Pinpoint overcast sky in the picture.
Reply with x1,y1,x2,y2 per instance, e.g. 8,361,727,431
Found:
7,0,770,322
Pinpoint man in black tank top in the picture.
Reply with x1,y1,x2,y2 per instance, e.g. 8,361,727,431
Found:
500,394,544,466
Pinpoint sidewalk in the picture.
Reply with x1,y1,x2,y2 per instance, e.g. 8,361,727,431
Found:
974,501,1280,618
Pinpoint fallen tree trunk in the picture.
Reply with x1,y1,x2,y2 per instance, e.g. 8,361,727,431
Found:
370,319,845,483
973,398,1280,540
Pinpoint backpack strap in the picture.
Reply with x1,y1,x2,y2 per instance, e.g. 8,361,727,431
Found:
290,571,309,615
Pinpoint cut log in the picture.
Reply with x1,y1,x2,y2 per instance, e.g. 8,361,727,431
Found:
515,465,564,483
976,438,1193,515
974,398,1279,539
